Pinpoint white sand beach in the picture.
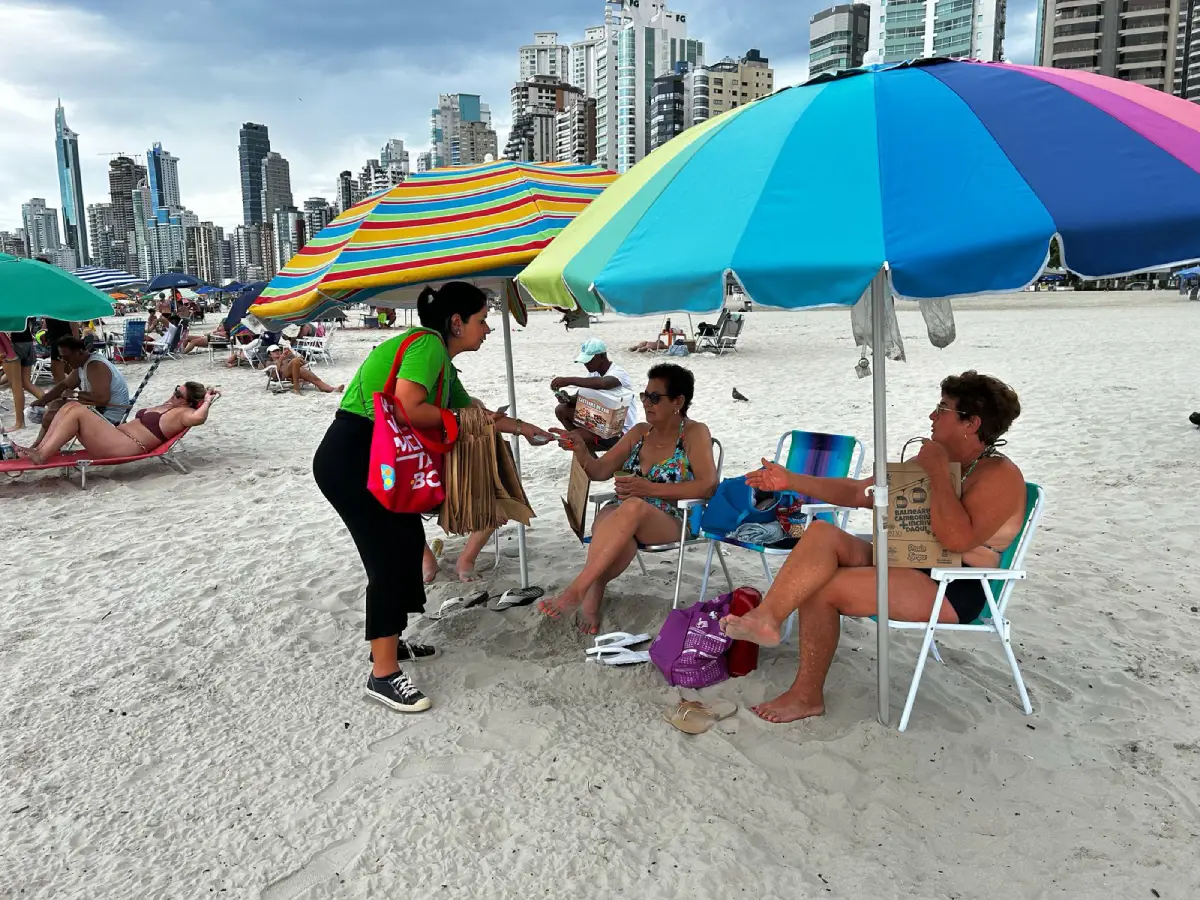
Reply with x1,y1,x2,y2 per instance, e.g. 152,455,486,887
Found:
2,291,1199,898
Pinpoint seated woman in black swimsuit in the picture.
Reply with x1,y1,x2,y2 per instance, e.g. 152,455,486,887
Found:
18,382,218,464
539,363,719,634
719,371,1026,725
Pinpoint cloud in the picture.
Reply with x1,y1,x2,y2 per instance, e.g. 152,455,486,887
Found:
3,0,1039,236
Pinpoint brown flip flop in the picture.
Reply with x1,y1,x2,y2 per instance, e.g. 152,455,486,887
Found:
663,699,739,735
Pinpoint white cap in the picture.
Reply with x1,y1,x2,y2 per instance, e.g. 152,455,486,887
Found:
266,344,281,353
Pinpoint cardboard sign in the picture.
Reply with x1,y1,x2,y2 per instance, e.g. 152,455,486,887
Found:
874,461,962,569
561,456,591,542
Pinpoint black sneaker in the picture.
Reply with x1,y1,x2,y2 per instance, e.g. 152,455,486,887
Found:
367,640,441,664
365,670,432,713
398,640,440,663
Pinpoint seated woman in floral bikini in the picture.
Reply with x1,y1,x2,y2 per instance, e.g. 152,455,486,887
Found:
541,363,719,633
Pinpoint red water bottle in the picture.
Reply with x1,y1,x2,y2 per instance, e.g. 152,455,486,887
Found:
727,586,763,678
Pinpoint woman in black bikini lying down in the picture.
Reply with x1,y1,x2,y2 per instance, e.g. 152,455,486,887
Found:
719,371,1026,725
18,382,218,464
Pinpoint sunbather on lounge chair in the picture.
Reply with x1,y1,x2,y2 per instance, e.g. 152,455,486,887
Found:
718,371,1027,724
266,344,344,394
539,363,719,633
16,382,218,465
183,322,228,354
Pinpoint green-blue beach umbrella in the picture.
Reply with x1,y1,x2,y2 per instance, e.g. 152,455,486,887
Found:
0,254,115,331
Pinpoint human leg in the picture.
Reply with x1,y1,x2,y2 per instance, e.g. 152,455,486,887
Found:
1,358,24,429
31,398,67,448
539,499,680,618
20,400,143,463
750,563,956,723
296,363,343,394
554,397,577,431
455,525,498,581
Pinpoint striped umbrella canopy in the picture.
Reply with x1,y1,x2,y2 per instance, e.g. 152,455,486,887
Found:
72,266,141,291
517,57,1200,727
250,160,618,330
519,58,1200,313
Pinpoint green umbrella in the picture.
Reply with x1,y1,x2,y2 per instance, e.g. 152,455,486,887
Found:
0,253,115,332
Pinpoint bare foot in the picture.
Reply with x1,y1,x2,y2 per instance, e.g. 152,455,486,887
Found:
422,555,440,585
292,386,302,394
334,384,345,393
577,584,603,634
719,607,782,647
751,691,825,724
454,562,481,584
537,587,582,619
16,445,45,465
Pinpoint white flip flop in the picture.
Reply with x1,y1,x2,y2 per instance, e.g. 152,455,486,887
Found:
429,589,488,620
590,647,651,666
585,632,651,655
488,586,545,610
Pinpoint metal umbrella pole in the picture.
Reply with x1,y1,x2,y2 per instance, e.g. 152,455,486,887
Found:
499,297,531,589
868,268,891,727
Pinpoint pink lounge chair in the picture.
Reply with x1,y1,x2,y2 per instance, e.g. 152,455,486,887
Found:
0,430,190,489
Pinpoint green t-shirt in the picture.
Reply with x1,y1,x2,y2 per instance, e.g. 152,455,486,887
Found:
340,326,470,419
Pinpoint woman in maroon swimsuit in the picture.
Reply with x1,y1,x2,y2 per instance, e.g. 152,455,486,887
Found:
18,382,217,464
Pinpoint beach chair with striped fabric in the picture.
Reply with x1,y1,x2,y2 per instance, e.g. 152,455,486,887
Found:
695,430,865,607
885,482,1046,732
116,318,147,362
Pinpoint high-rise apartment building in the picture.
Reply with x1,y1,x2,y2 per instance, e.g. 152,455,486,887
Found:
186,221,223,283
86,202,118,269
430,93,498,167
146,143,182,213
870,0,1007,63
592,1,705,172
505,75,583,162
520,32,572,80
1177,0,1200,100
260,151,294,225
1038,0,1181,95
21,198,61,258
556,97,598,163
54,101,89,266
335,170,359,213
238,123,271,226
303,198,334,242
809,4,872,77
0,231,26,257
107,155,146,273
232,224,264,282
689,49,773,126
572,26,608,97
379,139,410,177
415,152,433,173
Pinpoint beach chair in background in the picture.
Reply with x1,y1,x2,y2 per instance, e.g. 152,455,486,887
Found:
695,312,744,354
31,356,52,385
230,337,264,369
149,318,189,360
296,327,334,365
0,430,191,489
695,430,865,614
115,319,147,362
583,437,732,609
264,364,291,393
883,483,1046,732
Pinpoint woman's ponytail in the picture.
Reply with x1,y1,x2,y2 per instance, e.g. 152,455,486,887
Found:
415,282,488,343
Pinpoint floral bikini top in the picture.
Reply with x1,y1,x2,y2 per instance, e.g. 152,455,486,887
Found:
625,420,693,519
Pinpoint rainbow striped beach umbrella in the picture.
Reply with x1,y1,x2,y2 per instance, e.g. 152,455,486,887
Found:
251,160,617,330
518,58,1200,726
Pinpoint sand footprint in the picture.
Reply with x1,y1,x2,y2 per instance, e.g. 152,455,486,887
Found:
314,719,449,803
391,752,490,781
260,826,372,900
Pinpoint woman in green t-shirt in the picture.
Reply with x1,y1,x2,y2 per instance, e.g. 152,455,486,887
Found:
313,281,553,714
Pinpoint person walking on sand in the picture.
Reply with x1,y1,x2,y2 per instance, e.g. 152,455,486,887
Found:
718,372,1026,724
312,281,555,714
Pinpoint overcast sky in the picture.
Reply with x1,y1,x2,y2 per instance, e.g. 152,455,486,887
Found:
0,0,1038,236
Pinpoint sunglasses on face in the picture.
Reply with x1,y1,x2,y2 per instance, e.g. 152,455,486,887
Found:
933,404,962,417
173,388,185,401
640,391,671,405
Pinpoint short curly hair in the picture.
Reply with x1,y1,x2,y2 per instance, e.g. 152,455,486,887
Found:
940,371,1021,446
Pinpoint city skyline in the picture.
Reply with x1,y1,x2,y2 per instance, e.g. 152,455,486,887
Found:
0,0,1043,236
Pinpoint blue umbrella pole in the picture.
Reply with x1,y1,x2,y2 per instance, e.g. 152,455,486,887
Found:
499,298,530,589
869,269,891,727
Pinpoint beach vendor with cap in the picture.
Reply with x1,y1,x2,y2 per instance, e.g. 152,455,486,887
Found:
551,339,638,450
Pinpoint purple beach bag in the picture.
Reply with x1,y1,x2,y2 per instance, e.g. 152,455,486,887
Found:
650,594,735,688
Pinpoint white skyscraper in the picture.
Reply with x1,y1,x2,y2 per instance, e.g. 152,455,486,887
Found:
572,25,607,97
380,139,410,177
430,94,498,167
519,32,571,80
592,1,704,172
21,198,61,258
869,0,1006,63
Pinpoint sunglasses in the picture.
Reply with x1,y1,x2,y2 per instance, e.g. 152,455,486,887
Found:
640,391,671,405
173,388,185,401
933,404,963,417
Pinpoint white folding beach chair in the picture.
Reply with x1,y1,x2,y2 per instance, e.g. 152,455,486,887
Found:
264,364,290,393
695,312,744,354
584,437,731,609
31,356,53,384
884,483,1047,732
296,328,334,365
